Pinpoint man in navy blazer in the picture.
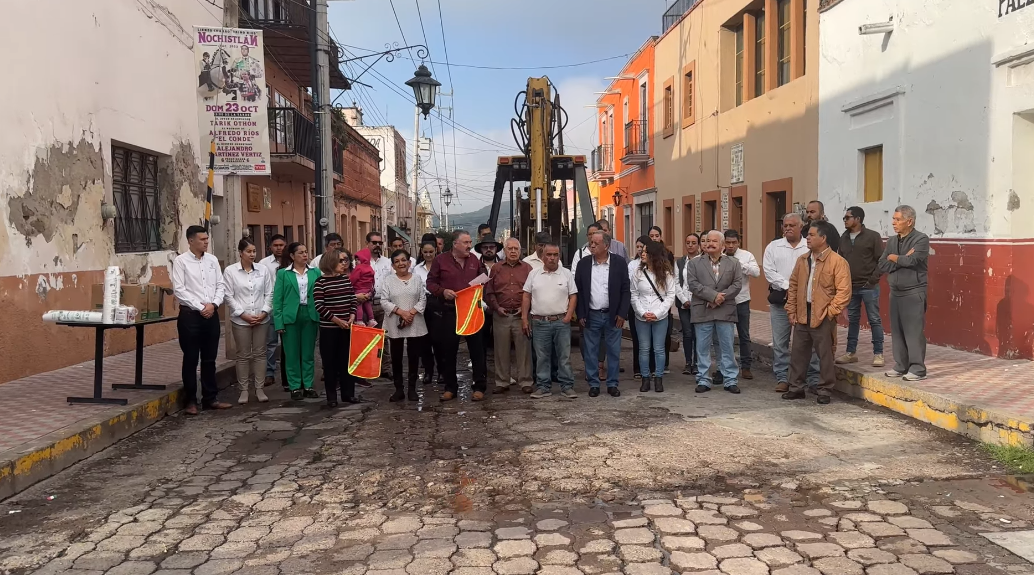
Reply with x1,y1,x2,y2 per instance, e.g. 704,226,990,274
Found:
576,231,631,397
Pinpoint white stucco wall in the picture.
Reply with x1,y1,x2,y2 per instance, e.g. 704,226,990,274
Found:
352,125,411,228
818,0,1034,238
0,0,223,278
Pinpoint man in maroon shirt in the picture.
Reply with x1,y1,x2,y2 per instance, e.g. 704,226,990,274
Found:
486,237,533,394
427,229,489,401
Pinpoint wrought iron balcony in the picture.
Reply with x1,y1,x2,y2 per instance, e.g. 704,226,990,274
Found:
622,120,650,165
268,106,317,163
663,0,705,33
591,144,614,180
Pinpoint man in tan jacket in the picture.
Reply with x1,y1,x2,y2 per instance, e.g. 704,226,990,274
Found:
783,220,852,404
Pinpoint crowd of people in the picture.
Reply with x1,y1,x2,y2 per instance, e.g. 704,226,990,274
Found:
169,200,929,414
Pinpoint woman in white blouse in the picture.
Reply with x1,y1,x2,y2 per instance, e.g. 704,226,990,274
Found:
378,248,428,402
630,240,678,393
223,237,274,404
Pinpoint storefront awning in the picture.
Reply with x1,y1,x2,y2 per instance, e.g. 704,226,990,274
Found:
389,225,412,244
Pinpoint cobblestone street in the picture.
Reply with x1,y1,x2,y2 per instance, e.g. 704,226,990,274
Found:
1,345,1032,575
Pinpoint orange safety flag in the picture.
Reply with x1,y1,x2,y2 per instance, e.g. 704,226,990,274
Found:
347,324,385,379
455,284,485,336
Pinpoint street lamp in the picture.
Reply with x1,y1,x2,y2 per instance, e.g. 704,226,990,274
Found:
612,190,624,206
406,64,441,119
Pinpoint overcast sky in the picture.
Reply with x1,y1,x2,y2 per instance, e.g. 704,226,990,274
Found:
327,0,664,214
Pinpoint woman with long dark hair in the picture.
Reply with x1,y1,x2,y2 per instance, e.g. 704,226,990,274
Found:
649,225,677,373
630,241,678,393
629,235,650,379
223,237,273,404
273,242,321,400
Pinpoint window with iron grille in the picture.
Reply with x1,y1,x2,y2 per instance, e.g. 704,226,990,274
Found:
112,146,162,253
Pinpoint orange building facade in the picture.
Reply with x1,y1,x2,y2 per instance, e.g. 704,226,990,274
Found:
591,38,660,252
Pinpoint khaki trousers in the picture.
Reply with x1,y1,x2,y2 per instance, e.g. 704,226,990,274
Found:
493,313,532,388
231,321,270,391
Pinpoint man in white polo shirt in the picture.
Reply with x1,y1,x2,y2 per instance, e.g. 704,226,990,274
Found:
522,241,578,400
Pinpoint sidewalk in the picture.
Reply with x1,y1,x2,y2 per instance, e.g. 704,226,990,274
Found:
747,309,1034,447
0,339,233,500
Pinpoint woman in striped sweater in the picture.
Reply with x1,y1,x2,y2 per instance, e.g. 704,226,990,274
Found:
312,248,361,407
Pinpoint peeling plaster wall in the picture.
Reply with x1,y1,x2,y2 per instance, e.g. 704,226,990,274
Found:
819,0,1034,358
0,0,222,383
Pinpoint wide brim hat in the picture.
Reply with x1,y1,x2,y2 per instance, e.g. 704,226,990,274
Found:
474,235,503,253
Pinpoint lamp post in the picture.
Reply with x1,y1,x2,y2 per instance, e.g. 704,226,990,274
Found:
405,64,441,239
442,187,453,230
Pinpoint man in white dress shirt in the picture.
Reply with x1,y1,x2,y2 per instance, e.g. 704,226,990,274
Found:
763,213,821,392
172,226,232,415
259,234,286,387
723,229,761,380
366,231,394,377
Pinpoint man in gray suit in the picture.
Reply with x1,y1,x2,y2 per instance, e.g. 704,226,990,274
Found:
685,230,744,394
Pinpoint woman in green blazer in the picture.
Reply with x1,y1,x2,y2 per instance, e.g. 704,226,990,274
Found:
274,242,322,400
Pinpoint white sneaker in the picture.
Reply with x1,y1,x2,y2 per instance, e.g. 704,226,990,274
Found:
903,372,927,381
255,388,268,403
885,370,906,378
238,389,249,404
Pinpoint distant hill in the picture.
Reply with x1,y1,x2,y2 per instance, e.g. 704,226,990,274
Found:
434,201,513,234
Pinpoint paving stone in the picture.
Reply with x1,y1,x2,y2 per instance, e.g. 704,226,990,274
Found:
844,513,883,523
406,558,451,575
756,547,805,567
179,534,225,552
820,518,841,528
493,557,538,575
412,538,457,558
644,503,684,517
535,532,571,546
867,565,919,575
929,507,961,519
722,505,760,519
613,517,650,528
98,535,148,552
536,518,569,531
107,561,158,575
829,532,876,549
579,539,615,553
772,566,822,575
494,526,531,540
744,533,785,549
346,513,388,528
931,550,980,564
719,557,771,575
829,501,864,510
796,543,846,559
858,522,906,539
846,548,897,566
195,559,244,575
953,501,993,513
423,517,457,525
614,527,655,545
641,498,674,505
714,543,755,559
160,552,208,569
781,531,824,541
452,568,495,575
293,534,337,553
839,519,857,532
118,522,164,537
899,554,954,575
906,529,953,547
867,501,909,516
458,520,493,531
128,543,168,559
737,521,765,531
378,534,419,550
417,525,459,539
625,564,673,575
367,550,414,570
227,526,270,542
494,539,537,558
888,517,934,529
678,498,702,510
671,551,719,571
805,509,834,517
876,538,928,555
652,517,697,534
541,549,580,565
701,496,742,505
620,545,663,562
336,543,375,560
452,548,496,567
812,557,864,575
382,516,423,534
700,525,741,541
455,531,492,549
661,535,706,551
537,567,582,575
211,541,257,559
687,510,730,525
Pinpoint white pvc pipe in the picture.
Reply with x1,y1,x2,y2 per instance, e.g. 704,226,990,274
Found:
535,187,543,233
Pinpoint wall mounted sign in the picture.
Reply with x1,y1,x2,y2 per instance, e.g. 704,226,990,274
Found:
1000,0,1032,17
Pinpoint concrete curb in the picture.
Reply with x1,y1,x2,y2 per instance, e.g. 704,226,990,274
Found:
749,342,1034,447
0,363,235,501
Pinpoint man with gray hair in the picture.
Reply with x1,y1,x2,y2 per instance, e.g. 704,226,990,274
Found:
596,219,629,260
575,230,630,397
878,205,930,381
685,230,744,393
485,237,534,393
763,213,820,391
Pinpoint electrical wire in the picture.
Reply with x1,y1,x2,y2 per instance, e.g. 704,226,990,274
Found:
338,43,634,70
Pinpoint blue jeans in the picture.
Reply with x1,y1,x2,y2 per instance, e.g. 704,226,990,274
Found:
694,321,738,388
531,319,574,391
635,317,668,378
846,286,885,355
678,305,696,366
583,310,622,388
770,303,820,385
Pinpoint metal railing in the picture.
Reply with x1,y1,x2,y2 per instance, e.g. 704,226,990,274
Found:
268,107,316,162
623,120,648,158
239,0,291,25
591,144,614,174
663,0,705,33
